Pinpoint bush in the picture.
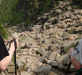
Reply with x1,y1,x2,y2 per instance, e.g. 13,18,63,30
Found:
0,24,8,39
0,0,53,25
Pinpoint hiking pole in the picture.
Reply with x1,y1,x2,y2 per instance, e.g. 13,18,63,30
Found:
67,61,72,71
13,38,17,75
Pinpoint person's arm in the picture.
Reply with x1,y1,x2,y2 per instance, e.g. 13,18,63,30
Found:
0,41,15,71
0,38,19,71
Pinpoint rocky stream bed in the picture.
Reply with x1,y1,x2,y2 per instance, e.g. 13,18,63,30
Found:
4,1,82,75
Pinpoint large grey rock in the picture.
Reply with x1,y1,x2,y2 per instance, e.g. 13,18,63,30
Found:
34,64,51,73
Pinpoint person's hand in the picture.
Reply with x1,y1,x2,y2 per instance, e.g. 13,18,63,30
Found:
9,38,19,52
12,32,19,49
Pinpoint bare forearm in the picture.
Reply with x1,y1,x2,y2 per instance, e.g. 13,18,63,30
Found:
0,42,15,70
0,56,10,70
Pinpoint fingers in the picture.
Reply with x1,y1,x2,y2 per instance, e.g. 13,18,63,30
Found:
8,38,19,52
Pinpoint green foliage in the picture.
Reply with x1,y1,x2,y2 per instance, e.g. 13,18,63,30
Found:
1,0,81,26
0,24,8,39
33,0,39,8
0,0,19,38
0,0,19,24
0,0,54,25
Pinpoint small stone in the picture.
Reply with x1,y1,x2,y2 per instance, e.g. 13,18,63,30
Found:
68,35,78,40
55,9,62,14
47,60,58,66
49,71,57,75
